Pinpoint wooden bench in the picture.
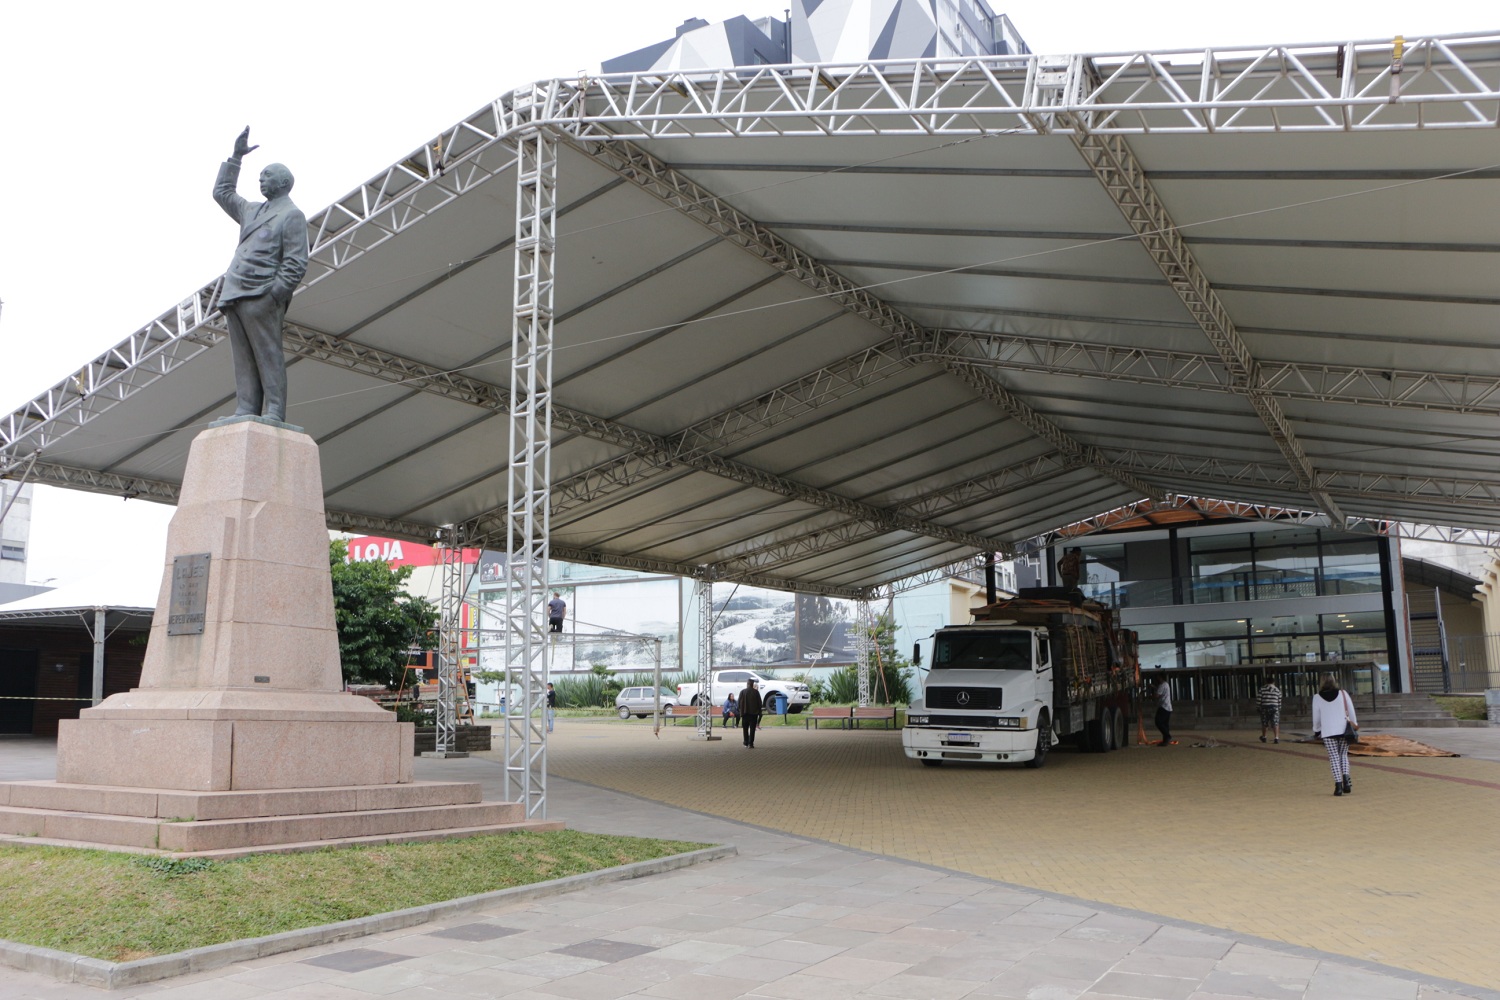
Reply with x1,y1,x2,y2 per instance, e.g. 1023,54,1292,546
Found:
850,706,897,729
805,706,852,729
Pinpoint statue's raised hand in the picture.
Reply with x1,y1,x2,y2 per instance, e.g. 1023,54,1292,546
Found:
232,127,260,160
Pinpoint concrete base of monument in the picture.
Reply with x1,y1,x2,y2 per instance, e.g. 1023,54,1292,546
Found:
0,779,563,859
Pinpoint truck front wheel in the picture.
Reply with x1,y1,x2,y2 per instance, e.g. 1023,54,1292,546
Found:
1024,713,1051,769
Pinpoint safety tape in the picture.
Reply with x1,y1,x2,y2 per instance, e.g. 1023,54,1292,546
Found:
0,695,96,701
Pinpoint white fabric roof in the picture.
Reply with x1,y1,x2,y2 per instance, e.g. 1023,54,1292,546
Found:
4,35,1500,599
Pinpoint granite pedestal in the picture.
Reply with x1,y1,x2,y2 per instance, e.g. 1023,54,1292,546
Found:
0,420,556,855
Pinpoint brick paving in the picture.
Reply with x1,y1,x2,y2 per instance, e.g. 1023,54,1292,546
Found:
0,725,1495,999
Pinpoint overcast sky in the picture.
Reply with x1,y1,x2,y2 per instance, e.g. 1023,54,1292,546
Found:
0,0,1490,590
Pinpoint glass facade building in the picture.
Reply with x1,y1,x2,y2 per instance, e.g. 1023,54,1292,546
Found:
1053,520,1405,691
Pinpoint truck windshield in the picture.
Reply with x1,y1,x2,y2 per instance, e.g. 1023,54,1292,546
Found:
932,631,1032,671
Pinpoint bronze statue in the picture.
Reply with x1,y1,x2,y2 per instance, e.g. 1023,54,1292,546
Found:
213,127,308,423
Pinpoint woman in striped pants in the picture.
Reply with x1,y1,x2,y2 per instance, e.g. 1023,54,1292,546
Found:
1311,673,1359,796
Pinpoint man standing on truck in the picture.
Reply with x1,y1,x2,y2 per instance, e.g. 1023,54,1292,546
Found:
1154,673,1175,745
738,678,763,748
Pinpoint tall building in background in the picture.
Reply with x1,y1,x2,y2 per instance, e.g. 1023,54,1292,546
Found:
0,482,34,600
603,0,1028,74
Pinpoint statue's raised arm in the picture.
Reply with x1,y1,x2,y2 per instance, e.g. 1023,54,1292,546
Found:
232,126,259,161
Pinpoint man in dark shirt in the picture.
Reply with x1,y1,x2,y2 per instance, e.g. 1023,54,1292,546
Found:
545,682,556,733
738,678,764,748
548,592,566,633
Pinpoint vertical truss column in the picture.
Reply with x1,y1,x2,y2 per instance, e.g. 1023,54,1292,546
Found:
695,578,714,736
855,600,873,708
502,116,558,818
430,530,470,758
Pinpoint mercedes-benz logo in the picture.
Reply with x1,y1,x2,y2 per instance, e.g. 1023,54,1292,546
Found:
956,690,970,706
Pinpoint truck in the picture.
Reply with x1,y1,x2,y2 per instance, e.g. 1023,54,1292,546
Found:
676,669,812,714
901,589,1138,768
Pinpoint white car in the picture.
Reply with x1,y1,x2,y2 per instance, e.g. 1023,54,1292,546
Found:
615,686,679,719
677,670,812,714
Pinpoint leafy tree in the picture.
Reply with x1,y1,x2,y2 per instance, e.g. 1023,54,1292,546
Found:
329,540,438,686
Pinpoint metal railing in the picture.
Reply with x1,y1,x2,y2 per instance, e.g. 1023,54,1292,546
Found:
1447,634,1500,693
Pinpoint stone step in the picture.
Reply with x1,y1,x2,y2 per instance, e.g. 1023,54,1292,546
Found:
158,801,526,853
0,780,482,821
0,804,161,850
176,818,566,861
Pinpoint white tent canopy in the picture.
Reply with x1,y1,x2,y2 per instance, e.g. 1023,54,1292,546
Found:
4,33,1500,601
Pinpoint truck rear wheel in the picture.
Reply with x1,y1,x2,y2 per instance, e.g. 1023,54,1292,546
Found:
1024,714,1050,769
1112,708,1126,749
1086,716,1107,753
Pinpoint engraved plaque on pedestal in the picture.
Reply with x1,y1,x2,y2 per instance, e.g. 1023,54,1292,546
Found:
168,553,211,635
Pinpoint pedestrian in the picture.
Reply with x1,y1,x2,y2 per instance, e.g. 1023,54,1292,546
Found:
1154,673,1175,745
738,678,763,748
547,592,566,633
545,682,556,733
1312,673,1359,796
722,692,739,728
1257,677,1282,744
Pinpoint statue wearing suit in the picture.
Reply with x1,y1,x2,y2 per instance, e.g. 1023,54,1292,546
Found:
213,128,308,423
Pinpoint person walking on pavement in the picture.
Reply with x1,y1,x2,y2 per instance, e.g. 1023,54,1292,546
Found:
738,678,763,748
547,592,566,633
545,682,556,733
1154,673,1175,745
1258,677,1283,744
1312,673,1358,796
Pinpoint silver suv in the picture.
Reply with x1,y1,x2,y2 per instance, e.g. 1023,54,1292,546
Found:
615,686,679,719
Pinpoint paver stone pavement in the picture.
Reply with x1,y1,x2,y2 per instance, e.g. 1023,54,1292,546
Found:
0,723,1495,999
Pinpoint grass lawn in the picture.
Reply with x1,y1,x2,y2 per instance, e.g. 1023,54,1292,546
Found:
0,830,706,962
1432,695,1486,721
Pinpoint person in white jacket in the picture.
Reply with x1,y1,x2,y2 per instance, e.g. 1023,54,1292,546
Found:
1311,673,1359,796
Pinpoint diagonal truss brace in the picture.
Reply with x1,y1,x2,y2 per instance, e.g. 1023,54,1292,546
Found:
1037,77,1344,524
555,127,1161,505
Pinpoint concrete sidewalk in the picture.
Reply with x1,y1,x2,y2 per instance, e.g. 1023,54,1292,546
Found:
0,731,1495,999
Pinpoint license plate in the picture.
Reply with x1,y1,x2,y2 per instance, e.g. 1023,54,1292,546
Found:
947,732,974,744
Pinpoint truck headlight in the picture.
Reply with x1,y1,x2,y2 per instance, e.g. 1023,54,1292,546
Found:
907,715,930,726
996,718,1022,729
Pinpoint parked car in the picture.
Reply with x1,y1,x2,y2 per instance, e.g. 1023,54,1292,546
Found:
615,686,680,719
676,670,812,714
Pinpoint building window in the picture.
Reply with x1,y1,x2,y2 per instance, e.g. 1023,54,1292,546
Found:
0,544,25,562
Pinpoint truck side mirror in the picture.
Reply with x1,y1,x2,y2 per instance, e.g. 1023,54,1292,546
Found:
912,643,922,666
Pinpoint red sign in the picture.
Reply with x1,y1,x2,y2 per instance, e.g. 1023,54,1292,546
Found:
343,536,481,568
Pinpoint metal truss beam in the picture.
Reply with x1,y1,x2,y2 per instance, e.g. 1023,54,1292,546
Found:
710,453,1080,578
1041,86,1344,525
21,462,442,541
556,127,1160,507
855,600,872,708
285,324,1002,555
923,330,1500,417
888,555,989,594
1024,494,1500,550
552,33,1500,140
695,578,715,736
550,544,866,600
430,535,470,758
1101,449,1500,510
502,116,557,819
549,338,911,516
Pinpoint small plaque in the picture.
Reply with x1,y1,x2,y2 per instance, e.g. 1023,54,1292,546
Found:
167,553,211,636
